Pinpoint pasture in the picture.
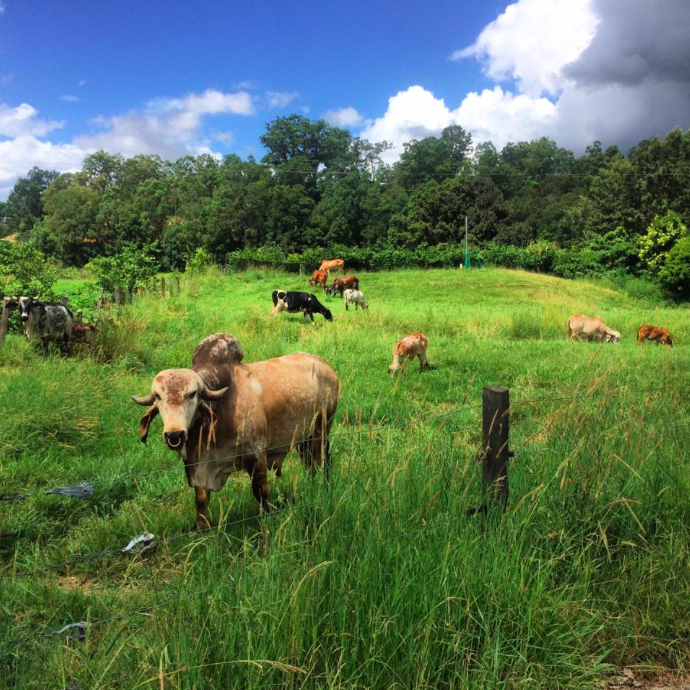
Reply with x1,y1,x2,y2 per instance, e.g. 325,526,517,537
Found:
1,266,689,690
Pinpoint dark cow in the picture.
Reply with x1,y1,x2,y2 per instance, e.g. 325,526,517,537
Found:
271,290,333,322
17,296,73,350
326,276,359,297
71,321,98,345
637,325,674,347
132,334,340,527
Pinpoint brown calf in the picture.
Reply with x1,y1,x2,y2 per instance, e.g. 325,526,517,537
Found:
637,325,674,347
389,333,429,374
327,276,359,297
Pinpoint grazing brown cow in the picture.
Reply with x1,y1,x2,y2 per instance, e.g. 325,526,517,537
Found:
132,334,339,527
319,259,345,275
567,315,620,343
637,325,674,346
327,276,359,297
389,333,429,374
309,270,328,290
70,322,98,345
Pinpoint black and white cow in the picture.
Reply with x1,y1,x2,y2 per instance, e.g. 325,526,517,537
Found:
271,290,333,322
17,296,73,350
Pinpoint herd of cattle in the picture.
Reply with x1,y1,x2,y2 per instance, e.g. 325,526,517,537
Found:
5,259,678,525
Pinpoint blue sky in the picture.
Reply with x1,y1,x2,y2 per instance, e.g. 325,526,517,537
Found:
1,0,689,197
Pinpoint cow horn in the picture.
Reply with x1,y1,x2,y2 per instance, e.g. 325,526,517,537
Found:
200,386,228,401
132,393,155,406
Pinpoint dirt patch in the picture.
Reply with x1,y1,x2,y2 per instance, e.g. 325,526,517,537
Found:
605,669,690,690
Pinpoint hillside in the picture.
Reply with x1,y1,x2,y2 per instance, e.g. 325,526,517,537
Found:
1,267,689,690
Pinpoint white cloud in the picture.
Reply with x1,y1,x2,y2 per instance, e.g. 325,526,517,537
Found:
264,91,298,109
212,131,235,145
0,103,63,138
79,79,87,87
60,94,80,103
74,89,254,158
0,3,5,15
361,85,556,162
363,0,690,160
453,0,597,97
323,106,365,128
0,136,87,197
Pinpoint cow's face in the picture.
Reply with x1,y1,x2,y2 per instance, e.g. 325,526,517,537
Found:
18,296,34,322
606,330,621,343
323,308,333,322
132,369,227,451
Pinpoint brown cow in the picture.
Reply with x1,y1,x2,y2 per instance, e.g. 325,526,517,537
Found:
637,325,674,346
567,315,620,343
389,333,429,374
70,322,98,345
132,334,339,527
309,270,328,290
319,259,345,275
326,276,359,297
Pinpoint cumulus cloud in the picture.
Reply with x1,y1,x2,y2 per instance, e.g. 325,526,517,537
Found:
0,103,63,138
74,88,254,159
363,0,690,159
323,107,366,128
0,136,87,198
452,0,597,97
0,89,256,198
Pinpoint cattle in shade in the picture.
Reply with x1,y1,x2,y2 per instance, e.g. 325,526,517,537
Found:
637,325,674,346
567,315,620,343
132,334,340,527
326,276,359,297
271,290,333,322
319,259,345,275
389,333,429,374
71,322,99,345
17,296,73,351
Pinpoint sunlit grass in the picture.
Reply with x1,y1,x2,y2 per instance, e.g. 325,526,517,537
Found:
1,266,689,689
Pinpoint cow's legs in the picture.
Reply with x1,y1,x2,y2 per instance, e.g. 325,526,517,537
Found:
195,487,212,529
249,453,270,512
419,349,428,371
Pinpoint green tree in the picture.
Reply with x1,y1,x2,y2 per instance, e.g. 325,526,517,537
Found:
659,236,690,300
5,167,59,239
0,241,56,298
638,211,688,273
87,243,159,295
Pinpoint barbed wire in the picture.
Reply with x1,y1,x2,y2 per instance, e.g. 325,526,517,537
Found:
2,498,476,652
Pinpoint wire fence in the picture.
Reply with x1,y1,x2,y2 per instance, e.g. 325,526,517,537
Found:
1,381,685,652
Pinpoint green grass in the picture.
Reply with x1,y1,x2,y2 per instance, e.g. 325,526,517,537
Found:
1,266,689,690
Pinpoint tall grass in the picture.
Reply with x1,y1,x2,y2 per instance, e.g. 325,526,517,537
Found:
1,267,689,689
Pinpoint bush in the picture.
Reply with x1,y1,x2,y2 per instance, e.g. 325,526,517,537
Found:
659,237,690,301
186,247,213,274
638,211,688,273
87,243,160,296
0,240,56,299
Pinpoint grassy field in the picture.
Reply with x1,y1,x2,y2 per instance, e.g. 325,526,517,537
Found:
1,266,689,690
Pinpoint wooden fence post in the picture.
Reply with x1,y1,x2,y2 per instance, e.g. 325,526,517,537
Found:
96,288,104,311
114,286,121,306
481,386,511,513
0,297,12,344
126,288,133,304
161,277,166,297
60,295,69,306
175,276,180,295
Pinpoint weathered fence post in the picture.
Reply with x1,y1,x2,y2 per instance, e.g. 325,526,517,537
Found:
175,276,180,295
96,288,104,311
481,386,511,513
114,286,121,306
60,295,69,306
126,288,133,304
0,296,12,344
161,277,166,297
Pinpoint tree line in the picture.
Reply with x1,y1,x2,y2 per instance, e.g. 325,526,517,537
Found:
2,115,690,297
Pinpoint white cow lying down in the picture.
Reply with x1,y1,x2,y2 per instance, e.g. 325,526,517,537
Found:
344,289,368,311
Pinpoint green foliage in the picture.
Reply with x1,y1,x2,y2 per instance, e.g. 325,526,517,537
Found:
659,236,690,301
186,246,213,274
5,167,59,240
638,211,688,273
0,240,56,298
86,243,160,295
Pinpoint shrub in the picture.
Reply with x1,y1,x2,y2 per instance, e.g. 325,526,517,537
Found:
638,211,688,273
658,237,690,301
87,243,160,295
186,247,213,275
0,240,56,299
